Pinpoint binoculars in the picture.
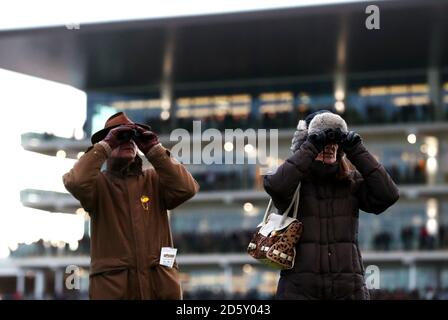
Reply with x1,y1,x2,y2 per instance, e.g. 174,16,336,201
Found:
117,129,143,142
323,128,345,144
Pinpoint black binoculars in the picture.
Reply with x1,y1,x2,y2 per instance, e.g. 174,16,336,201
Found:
117,129,143,142
324,128,345,144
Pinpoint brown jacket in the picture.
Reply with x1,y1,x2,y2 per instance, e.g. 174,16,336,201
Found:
63,143,199,299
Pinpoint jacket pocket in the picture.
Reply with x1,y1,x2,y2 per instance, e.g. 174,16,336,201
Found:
89,268,128,300
150,265,182,300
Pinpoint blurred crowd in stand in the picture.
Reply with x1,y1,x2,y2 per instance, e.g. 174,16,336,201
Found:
9,224,448,258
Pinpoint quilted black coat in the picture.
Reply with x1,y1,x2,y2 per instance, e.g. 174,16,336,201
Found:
264,140,399,300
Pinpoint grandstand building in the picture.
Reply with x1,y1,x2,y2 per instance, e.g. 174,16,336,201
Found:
1,0,448,299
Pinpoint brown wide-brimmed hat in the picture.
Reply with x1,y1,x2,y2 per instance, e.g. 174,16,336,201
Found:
91,112,151,144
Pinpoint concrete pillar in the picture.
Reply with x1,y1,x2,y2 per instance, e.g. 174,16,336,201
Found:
222,264,233,294
34,270,45,300
334,15,348,114
54,269,64,298
408,261,417,291
428,68,442,121
16,270,25,296
161,27,176,129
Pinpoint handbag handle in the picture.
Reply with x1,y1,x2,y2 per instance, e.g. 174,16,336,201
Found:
262,182,301,225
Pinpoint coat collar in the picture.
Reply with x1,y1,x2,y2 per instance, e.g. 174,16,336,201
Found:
106,155,143,178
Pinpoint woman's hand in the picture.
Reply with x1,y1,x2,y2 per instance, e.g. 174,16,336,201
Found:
340,131,362,154
307,131,327,153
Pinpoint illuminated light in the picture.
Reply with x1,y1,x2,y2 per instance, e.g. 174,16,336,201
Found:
112,99,162,110
359,87,369,96
360,83,428,98
243,202,254,212
243,264,253,274
427,146,437,158
410,84,429,93
56,150,66,158
244,144,257,158
215,99,230,107
224,142,234,152
393,96,411,107
244,144,255,154
368,86,388,96
393,95,429,107
76,208,86,216
160,110,170,120
69,241,79,251
407,134,416,144
192,97,211,105
231,94,251,103
77,152,85,159
427,198,437,219
334,90,345,101
161,99,171,111
335,101,345,113
425,136,438,157
176,98,191,108
426,218,438,235
389,85,408,94
260,104,293,113
176,109,190,118
410,95,430,105
231,106,250,116
427,157,437,174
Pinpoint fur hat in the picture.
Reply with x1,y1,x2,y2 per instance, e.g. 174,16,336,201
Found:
308,111,348,135
291,110,348,152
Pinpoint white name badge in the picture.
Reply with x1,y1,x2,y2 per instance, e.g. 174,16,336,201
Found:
160,247,177,268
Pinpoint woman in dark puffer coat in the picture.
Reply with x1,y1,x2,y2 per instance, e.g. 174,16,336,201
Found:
264,110,399,300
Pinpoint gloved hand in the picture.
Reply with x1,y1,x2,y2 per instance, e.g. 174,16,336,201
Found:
307,131,327,153
290,130,306,153
340,131,362,154
134,126,159,154
103,125,136,149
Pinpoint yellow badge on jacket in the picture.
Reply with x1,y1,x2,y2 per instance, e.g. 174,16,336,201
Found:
140,195,150,211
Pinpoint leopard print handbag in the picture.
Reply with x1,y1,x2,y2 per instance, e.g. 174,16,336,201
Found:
247,183,303,270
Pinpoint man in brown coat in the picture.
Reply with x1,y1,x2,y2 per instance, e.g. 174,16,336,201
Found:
63,112,199,299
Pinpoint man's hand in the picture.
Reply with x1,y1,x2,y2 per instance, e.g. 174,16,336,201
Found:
134,126,159,154
103,125,135,149
340,131,362,154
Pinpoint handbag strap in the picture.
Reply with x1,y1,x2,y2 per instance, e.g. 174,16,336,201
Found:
262,182,301,225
